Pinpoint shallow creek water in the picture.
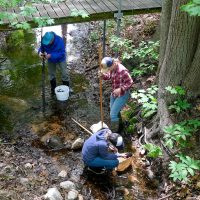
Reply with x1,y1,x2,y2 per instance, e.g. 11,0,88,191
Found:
0,23,159,199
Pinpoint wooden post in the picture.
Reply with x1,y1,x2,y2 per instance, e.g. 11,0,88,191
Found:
98,43,104,128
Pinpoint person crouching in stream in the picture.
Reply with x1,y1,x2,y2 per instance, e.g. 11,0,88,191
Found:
99,57,133,133
82,128,128,172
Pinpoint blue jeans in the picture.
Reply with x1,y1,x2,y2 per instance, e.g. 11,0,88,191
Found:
110,91,130,122
87,157,119,169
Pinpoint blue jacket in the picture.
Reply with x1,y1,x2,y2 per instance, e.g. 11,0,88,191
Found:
38,32,66,63
82,129,118,165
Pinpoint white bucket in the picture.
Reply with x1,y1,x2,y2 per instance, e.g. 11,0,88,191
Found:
55,85,69,101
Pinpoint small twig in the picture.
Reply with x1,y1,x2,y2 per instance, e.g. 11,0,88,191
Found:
157,189,180,200
0,142,15,145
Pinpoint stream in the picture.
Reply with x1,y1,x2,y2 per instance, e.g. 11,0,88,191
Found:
0,22,160,200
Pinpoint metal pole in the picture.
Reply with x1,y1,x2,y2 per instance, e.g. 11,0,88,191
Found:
115,0,123,58
103,20,106,57
116,0,122,37
41,28,46,114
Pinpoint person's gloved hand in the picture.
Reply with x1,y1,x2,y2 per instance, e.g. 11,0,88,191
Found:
45,53,51,59
39,52,45,59
125,152,132,158
117,153,127,158
39,52,51,59
117,152,132,158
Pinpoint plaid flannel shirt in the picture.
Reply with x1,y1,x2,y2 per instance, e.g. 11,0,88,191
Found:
102,63,133,97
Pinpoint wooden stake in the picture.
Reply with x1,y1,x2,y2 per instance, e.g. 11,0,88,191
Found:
98,43,104,128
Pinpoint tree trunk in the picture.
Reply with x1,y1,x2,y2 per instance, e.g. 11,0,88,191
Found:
158,0,200,129
184,34,200,96
159,0,172,68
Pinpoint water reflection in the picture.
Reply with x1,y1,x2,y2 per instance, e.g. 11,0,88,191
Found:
1,30,41,98
0,30,43,132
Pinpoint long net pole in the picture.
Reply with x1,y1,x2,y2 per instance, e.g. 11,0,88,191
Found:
41,28,46,114
98,43,104,128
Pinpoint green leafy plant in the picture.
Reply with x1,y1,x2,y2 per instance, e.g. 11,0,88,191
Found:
165,86,191,113
181,0,200,16
163,119,200,149
126,116,137,134
164,87,200,183
143,143,163,158
109,38,159,76
33,17,54,27
131,85,158,118
185,119,200,129
131,63,157,77
168,99,191,113
133,41,160,61
131,41,159,77
169,154,200,182
89,31,99,42
121,102,138,134
70,9,89,18
109,35,134,60
20,6,37,17
163,124,192,148
0,0,63,29
165,86,185,95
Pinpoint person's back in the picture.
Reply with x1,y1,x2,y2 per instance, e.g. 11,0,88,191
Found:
82,129,126,170
82,129,108,164
41,33,66,63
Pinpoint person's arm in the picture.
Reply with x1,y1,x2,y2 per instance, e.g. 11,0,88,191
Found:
120,70,133,92
99,71,111,80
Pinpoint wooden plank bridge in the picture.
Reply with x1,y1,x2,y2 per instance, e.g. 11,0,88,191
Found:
0,0,162,30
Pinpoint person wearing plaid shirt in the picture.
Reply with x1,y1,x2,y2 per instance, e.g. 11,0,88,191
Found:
100,57,133,132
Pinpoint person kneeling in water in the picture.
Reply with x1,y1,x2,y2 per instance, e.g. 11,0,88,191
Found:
82,128,128,170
